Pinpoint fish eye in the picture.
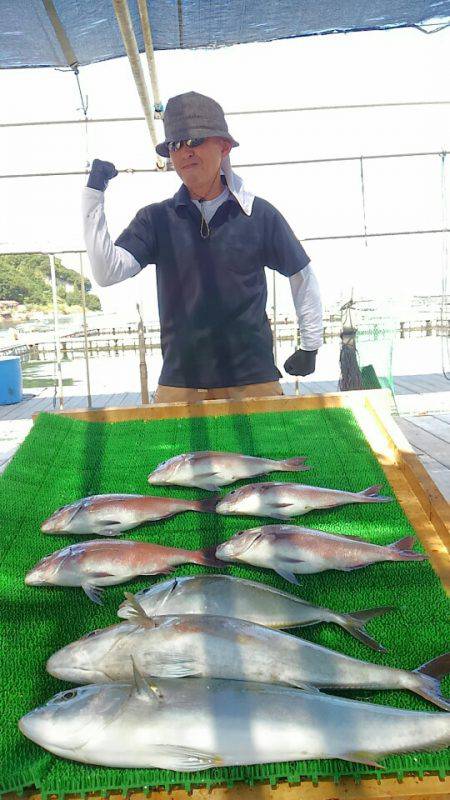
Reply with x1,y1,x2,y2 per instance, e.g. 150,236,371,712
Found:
55,689,78,703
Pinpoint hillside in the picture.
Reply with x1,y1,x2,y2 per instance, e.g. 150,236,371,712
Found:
0,254,101,311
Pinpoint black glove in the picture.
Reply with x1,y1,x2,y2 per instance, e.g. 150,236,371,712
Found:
87,159,118,191
283,349,317,377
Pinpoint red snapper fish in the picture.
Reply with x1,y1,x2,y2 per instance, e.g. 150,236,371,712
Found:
148,451,310,490
215,525,427,584
25,539,222,604
41,493,218,537
215,482,392,519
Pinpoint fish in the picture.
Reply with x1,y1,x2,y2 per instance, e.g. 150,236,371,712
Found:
47,596,450,712
148,451,310,491
117,574,393,651
215,525,427,584
41,493,218,536
215,482,392,519
24,539,222,604
19,669,450,769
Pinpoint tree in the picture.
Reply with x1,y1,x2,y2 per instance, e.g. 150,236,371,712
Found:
0,253,101,311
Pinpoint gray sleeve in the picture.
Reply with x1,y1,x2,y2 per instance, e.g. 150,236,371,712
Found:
82,187,141,287
289,264,323,350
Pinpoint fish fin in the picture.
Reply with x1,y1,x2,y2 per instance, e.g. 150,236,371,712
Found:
358,485,392,502
279,457,310,472
289,680,321,693
389,536,428,561
275,567,300,585
145,654,201,678
132,658,164,704
412,652,450,711
142,566,175,576
278,556,304,563
89,571,115,578
339,606,395,652
82,583,104,605
197,494,220,512
195,470,220,479
340,752,385,769
97,528,124,537
271,502,295,508
150,744,223,771
189,547,223,567
154,577,179,612
123,592,157,628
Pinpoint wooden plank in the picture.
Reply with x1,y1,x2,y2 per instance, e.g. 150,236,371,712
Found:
59,395,89,410
403,415,450,444
0,395,51,420
394,378,433,394
417,455,450,502
122,392,143,407
366,392,450,556
43,390,378,424
434,412,450,424
394,418,450,469
7,772,450,800
11,398,57,420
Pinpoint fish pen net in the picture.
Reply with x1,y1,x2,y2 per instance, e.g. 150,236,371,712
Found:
338,298,396,398
0,409,449,796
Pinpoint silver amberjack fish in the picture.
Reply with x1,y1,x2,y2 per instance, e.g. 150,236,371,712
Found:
41,493,218,536
19,670,450,769
47,597,450,713
215,525,427,584
148,451,310,491
215,482,392,519
117,574,394,651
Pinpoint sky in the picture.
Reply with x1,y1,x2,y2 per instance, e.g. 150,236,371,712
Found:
1,24,449,323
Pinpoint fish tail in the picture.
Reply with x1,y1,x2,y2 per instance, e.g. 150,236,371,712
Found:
191,495,220,513
279,457,310,472
338,605,395,652
358,485,393,503
188,546,223,567
389,536,428,561
412,653,450,711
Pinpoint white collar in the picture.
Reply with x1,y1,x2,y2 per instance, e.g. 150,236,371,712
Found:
221,155,254,216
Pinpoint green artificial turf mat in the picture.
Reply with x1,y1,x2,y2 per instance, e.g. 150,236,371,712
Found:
0,408,449,795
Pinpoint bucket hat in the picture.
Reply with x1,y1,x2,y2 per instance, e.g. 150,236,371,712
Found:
156,91,239,157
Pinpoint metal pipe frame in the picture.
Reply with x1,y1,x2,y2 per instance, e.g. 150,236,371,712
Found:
112,0,165,168
2,100,449,129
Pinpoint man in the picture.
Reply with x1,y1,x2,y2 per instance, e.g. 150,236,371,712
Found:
83,91,323,402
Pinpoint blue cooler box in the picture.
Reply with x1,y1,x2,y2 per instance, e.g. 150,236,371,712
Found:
0,356,23,404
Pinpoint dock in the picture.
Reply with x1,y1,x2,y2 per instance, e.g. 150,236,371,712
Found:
1,373,449,500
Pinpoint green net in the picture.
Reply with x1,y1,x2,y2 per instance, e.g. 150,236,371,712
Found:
0,409,449,796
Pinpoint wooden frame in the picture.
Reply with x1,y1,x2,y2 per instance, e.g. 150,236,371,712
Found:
25,388,449,800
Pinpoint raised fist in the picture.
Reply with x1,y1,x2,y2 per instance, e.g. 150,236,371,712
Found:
87,159,118,192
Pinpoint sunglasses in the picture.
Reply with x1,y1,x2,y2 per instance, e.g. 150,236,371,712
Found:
167,137,206,153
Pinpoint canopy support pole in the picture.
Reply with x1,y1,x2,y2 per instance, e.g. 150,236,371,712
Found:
137,0,164,117
79,254,93,407
112,0,165,168
49,254,64,409
41,0,79,69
